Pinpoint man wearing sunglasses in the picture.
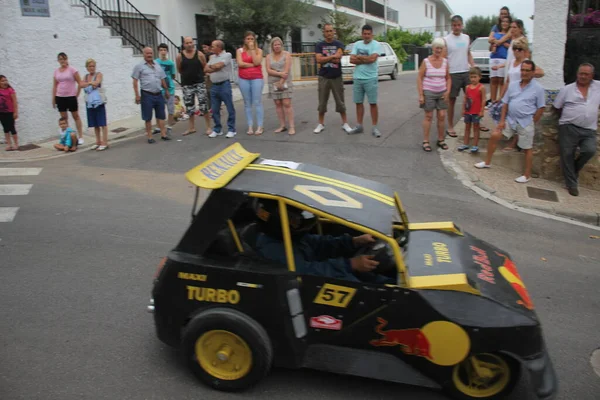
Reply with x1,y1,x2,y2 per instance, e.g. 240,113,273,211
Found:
475,60,545,183
553,63,599,196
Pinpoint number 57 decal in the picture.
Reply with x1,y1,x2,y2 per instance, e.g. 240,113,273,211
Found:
313,283,357,308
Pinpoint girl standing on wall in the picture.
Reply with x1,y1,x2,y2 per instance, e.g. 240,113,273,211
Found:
0,75,19,151
237,31,265,135
52,52,84,144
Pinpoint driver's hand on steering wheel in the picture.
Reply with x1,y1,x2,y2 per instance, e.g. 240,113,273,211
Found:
353,234,376,247
350,255,379,273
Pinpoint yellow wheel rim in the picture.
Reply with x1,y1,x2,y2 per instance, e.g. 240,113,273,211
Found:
452,353,511,398
195,330,252,381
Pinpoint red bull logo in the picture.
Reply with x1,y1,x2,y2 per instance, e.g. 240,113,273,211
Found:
496,252,534,310
369,318,433,359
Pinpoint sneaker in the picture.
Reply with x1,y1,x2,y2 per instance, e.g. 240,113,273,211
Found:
341,123,353,133
208,131,223,138
457,145,470,151
161,136,172,141
148,138,156,144
313,124,325,134
225,131,237,138
568,187,579,196
514,175,530,183
372,127,382,138
348,125,364,135
152,128,161,134
470,146,479,153
78,138,84,145
167,126,172,134
474,161,490,169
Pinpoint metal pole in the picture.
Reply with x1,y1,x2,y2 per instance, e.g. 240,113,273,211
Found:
117,0,123,37
384,0,388,38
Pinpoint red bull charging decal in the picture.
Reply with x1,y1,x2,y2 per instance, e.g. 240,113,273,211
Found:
369,318,471,366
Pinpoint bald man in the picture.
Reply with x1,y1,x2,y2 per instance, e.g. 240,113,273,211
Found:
204,40,236,138
132,47,171,143
176,36,211,136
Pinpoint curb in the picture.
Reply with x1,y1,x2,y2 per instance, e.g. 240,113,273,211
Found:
438,140,600,231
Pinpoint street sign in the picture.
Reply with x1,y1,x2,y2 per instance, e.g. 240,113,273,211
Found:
20,0,50,17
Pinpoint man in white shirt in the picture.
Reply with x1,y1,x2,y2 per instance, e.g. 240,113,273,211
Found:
443,15,476,137
553,63,600,196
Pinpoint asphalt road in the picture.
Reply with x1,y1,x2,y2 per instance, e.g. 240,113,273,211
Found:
1,73,599,400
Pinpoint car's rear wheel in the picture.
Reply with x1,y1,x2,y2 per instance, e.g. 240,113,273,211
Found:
181,308,273,391
445,353,520,399
390,65,398,80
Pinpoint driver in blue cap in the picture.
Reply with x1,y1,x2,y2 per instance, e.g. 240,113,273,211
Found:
254,199,395,283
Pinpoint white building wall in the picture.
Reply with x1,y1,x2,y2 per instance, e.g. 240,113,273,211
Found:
532,0,569,89
0,1,142,144
390,0,436,32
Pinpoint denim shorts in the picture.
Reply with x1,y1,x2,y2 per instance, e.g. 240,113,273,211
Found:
464,114,481,124
353,78,378,104
141,91,166,121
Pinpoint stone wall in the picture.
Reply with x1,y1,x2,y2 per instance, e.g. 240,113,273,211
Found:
533,107,600,190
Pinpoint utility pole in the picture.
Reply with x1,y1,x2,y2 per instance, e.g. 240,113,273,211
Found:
384,0,388,39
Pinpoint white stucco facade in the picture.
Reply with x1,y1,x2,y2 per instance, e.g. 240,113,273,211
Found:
390,0,452,35
532,0,569,90
0,0,143,144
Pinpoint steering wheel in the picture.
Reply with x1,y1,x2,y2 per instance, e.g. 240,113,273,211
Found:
354,240,397,277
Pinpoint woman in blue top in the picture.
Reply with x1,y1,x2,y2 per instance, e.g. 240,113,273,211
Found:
489,16,512,105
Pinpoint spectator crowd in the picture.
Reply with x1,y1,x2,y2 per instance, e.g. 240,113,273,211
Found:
0,8,598,197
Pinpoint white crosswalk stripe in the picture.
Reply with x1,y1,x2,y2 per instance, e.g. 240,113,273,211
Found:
0,184,33,195
0,168,42,222
0,168,43,176
0,207,19,222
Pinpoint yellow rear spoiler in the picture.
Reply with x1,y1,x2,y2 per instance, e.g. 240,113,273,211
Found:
185,143,260,189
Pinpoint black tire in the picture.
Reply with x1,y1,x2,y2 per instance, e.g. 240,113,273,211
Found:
390,65,398,80
181,308,273,391
444,353,521,400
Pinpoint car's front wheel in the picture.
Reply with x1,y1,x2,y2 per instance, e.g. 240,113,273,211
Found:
444,353,520,400
390,65,398,80
181,308,273,391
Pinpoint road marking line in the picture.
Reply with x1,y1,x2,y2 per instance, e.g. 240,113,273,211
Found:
0,184,33,195
0,168,42,176
0,207,19,222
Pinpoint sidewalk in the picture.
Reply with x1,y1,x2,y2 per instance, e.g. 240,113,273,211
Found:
440,113,600,227
0,80,317,163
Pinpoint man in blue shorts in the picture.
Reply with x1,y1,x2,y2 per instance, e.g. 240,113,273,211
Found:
132,47,171,144
349,25,382,137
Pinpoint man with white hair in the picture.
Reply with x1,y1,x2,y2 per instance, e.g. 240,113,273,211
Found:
204,40,237,138
553,63,600,196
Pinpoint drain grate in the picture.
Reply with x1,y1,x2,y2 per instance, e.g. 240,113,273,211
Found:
111,127,128,133
18,144,41,151
526,187,559,202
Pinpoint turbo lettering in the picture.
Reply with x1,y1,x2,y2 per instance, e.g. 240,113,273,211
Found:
199,149,244,180
178,272,207,281
432,242,452,263
471,246,495,284
186,286,241,304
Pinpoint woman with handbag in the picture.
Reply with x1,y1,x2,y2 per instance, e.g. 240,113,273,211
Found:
80,59,109,151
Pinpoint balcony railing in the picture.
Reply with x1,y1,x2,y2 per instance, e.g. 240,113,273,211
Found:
338,0,363,12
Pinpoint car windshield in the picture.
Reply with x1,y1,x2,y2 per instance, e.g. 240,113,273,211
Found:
470,38,489,51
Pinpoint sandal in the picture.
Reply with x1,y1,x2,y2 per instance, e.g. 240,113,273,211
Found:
446,130,457,138
247,127,254,135
255,127,264,136
437,140,449,150
422,141,432,152
182,130,196,136
274,127,287,133
480,126,490,132
288,128,296,135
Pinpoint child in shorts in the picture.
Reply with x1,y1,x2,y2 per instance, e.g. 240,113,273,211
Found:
0,75,19,151
54,117,78,152
174,95,187,121
459,67,486,153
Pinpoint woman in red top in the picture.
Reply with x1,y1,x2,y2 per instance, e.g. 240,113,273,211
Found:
237,31,265,135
